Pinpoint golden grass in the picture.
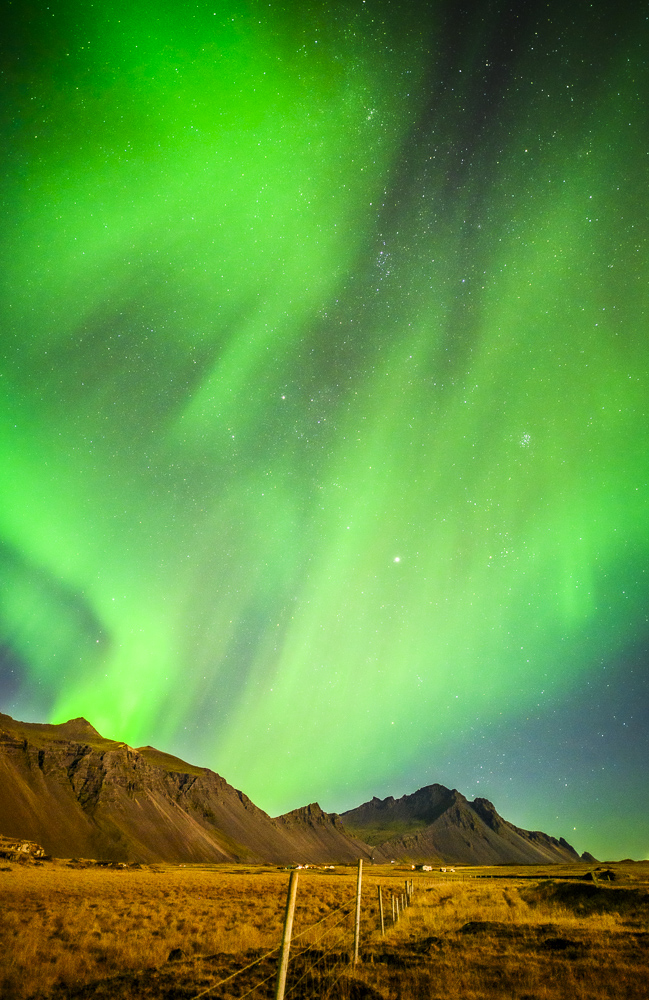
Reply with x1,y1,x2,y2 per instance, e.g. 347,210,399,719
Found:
1,860,647,999
356,864,649,1000
1,862,282,997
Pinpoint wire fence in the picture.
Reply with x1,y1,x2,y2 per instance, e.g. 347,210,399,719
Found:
282,892,357,1000
185,862,422,1000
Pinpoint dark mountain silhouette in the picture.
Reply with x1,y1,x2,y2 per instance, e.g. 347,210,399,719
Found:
0,713,582,864
341,786,581,865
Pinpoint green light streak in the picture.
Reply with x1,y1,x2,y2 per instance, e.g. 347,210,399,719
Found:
0,3,647,856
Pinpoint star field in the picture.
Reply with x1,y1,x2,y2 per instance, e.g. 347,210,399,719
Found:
0,1,647,859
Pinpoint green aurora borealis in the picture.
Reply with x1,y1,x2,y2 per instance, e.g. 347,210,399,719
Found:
1,1,648,858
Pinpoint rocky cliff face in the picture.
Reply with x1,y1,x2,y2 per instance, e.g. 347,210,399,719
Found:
0,713,583,865
341,785,581,865
0,713,370,864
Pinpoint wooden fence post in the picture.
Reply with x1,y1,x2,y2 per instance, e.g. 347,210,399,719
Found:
391,894,395,923
377,885,384,936
353,859,363,965
274,870,299,1000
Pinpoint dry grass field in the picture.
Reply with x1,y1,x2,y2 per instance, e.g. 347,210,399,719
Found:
1,859,647,999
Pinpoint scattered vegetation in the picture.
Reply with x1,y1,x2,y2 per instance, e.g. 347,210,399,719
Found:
356,867,649,1000
0,860,647,999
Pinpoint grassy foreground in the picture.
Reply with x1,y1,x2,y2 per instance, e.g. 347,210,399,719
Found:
1,859,647,999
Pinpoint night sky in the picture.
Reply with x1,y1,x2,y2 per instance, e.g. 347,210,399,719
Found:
1,1,647,861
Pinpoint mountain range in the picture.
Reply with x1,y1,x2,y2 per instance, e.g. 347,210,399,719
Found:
0,712,588,865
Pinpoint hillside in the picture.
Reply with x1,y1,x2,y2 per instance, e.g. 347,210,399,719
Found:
0,712,585,865
0,712,370,864
341,785,582,865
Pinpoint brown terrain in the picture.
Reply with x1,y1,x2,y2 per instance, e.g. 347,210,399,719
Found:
0,859,647,1000
1,712,645,1000
1,712,587,865
342,786,583,865
0,713,370,864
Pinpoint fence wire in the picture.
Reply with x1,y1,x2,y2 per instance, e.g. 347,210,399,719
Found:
190,944,280,1000
188,871,421,1000
284,897,356,1000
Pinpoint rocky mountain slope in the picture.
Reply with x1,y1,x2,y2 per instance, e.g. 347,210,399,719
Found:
0,713,370,863
341,785,582,865
0,712,585,864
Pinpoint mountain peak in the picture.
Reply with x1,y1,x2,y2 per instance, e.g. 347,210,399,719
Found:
276,802,326,823
469,797,504,832
0,712,588,866
0,712,107,747
0,714,366,864
56,717,103,737
341,782,581,865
